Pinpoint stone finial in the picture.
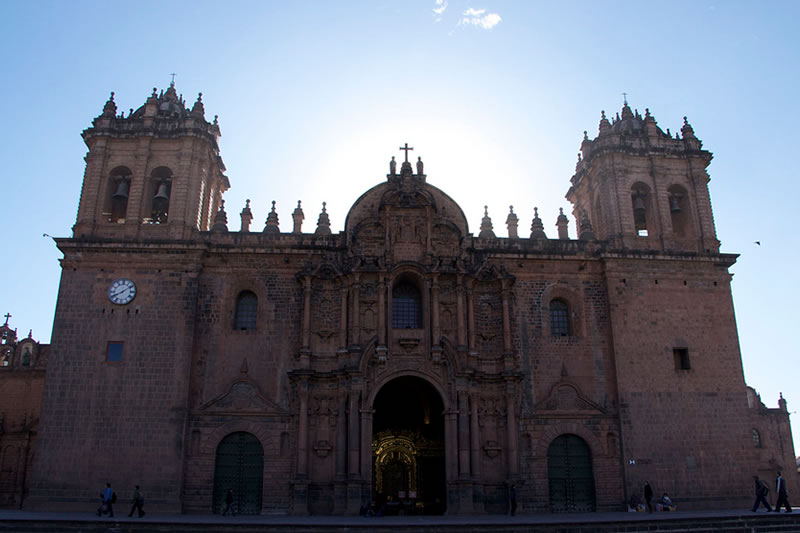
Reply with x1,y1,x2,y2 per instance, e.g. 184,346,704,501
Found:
389,156,397,176
240,199,253,232
102,92,117,117
191,92,205,118
621,101,633,120
530,207,547,239
211,199,228,232
264,201,280,233
681,116,695,138
292,200,305,234
556,207,570,240
578,209,595,241
416,156,424,175
478,205,496,239
315,202,332,235
779,392,787,412
598,110,611,134
506,205,519,239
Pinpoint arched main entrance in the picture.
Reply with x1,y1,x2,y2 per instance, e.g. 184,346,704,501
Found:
213,432,264,514
372,376,446,514
547,434,596,512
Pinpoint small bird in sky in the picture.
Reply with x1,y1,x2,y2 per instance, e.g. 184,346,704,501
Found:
754,241,760,246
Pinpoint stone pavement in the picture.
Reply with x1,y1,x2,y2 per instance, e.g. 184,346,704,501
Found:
0,507,797,532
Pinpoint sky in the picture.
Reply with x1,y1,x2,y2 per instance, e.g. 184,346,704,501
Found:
1,1,798,450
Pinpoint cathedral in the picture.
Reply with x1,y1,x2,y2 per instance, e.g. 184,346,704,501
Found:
10,82,796,514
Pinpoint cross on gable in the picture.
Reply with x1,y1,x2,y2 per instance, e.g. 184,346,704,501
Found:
399,143,414,163
3,313,10,326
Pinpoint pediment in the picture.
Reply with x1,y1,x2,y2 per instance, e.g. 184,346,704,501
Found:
199,380,289,416
534,382,607,415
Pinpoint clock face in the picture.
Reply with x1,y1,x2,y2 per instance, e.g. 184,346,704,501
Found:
108,278,136,305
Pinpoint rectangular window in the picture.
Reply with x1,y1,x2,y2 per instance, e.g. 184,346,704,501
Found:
107,341,124,362
673,348,690,370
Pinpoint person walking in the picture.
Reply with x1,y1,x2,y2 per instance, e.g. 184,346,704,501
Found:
509,484,517,516
751,475,772,512
128,485,145,517
222,488,235,516
644,481,654,513
96,482,115,517
774,471,792,513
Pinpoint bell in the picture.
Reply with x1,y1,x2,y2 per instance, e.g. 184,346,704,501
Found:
153,182,170,202
152,182,170,217
669,195,682,213
633,196,646,213
112,180,129,200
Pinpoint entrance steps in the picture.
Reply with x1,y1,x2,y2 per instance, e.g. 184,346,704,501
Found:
0,510,797,532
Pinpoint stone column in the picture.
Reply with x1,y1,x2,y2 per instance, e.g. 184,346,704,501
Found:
336,393,347,478
466,281,476,354
470,393,481,479
456,275,466,349
445,409,458,482
431,274,440,345
302,277,312,348
501,280,512,353
339,285,348,350
359,407,374,490
297,381,309,478
348,392,361,478
505,385,519,477
377,275,386,346
458,390,471,478
350,274,361,348
334,391,348,513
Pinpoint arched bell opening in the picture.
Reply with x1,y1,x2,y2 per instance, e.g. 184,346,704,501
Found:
667,184,694,238
145,166,173,224
105,166,132,223
371,376,446,515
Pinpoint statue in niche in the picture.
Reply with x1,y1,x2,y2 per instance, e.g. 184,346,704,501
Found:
416,156,424,175
390,156,397,175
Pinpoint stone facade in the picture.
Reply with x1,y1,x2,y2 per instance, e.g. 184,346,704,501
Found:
21,85,797,514
0,318,47,508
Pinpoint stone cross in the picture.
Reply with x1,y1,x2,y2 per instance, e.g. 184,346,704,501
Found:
399,143,414,163
3,313,10,326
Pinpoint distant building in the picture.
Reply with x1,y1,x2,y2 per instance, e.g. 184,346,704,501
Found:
0,316,47,508
18,84,797,514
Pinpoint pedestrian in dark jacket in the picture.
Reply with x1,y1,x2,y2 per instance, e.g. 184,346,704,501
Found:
222,488,235,516
644,481,654,513
751,475,772,512
774,472,792,513
128,485,145,517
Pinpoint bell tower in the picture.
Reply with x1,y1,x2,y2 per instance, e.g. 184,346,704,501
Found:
73,82,229,240
566,103,719,253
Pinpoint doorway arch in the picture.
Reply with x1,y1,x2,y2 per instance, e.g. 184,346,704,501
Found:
213,431,264,514
547,433,596,512
371,375,446,514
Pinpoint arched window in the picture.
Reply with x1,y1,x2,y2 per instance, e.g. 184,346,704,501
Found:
392,281,421,329
668,185,693,238
631,183,652,237
107,166,132,223
752,429,762,448
235,291,258,330
148,167,172,224
550,299,570,336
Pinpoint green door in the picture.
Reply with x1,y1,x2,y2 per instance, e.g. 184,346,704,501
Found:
213,432,264,514
547,434,595,512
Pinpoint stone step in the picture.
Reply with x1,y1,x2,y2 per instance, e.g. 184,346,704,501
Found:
0,513,799,533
